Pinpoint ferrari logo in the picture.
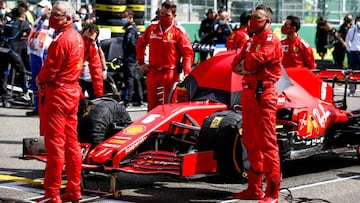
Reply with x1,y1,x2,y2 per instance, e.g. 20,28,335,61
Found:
167,33,173,40
307,115,319,134
293,46,299,52
77,58,83,70
124,125,146,135
83,105,92,117
255,44,261,52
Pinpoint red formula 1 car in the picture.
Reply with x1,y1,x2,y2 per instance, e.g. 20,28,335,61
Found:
23,51,360,198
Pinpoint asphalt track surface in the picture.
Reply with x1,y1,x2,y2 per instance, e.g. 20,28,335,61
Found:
0,90,360,203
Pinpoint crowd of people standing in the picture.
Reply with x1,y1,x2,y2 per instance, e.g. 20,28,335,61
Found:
0,0,110,112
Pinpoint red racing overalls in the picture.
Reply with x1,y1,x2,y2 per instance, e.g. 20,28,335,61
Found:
82,42,104,98
136,20,194,111
226,27,249,51
37,27,84,198
281,35,316,69
233,26,282,199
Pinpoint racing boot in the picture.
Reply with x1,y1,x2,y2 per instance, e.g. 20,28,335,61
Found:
62,152,82,202
35,196,61,203
233,169,264,200
35,190,61,203
259,173,281,203
61,191,82,202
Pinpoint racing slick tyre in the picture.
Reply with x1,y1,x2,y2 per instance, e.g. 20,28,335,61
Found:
197,110,248,179
77,97,132,147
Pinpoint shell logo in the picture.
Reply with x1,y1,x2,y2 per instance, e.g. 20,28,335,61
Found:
124,125,146,135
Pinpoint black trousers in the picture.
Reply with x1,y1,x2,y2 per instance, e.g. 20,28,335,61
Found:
124,62,143,104
0,50,27,97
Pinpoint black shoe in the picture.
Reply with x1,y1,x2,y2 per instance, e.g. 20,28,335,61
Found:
2,97,10,108
2,101,10,108
132,102,145,107
126,102,134,108
26,110,38,116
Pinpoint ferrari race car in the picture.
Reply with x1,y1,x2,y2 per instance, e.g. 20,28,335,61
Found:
23,51,360,198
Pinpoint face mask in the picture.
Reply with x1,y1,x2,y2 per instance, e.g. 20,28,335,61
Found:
356,21,360,29
219,20,225,25
159,16,172,27
0,9,5,16
249,17,268,33
49,15,67,31
120,18,128,25
281,25,291,35
37,7,45,17
74,21,82,31
80,14,86,20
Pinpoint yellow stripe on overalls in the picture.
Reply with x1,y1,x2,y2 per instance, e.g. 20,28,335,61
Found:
95,4,127,12
25,11,34,24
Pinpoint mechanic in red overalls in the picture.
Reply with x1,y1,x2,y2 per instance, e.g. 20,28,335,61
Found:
35,1,84,202
226,10,251,51
232,4,282,203
136,1,194,111
281,15,316,69
79,23,104,99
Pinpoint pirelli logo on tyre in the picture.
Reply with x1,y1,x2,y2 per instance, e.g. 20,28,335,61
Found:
124,125,146,135
210,116,223,128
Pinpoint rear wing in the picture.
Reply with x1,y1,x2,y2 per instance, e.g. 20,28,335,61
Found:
313,68,360,110
314,69,360,84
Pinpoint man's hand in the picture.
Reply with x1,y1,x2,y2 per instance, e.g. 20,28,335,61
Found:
233,59,244,74
139,64,150,73
102,69,107,80
233,60,252,75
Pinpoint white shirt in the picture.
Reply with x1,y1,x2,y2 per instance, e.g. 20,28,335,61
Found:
27,16,54,57
345,27,360,52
